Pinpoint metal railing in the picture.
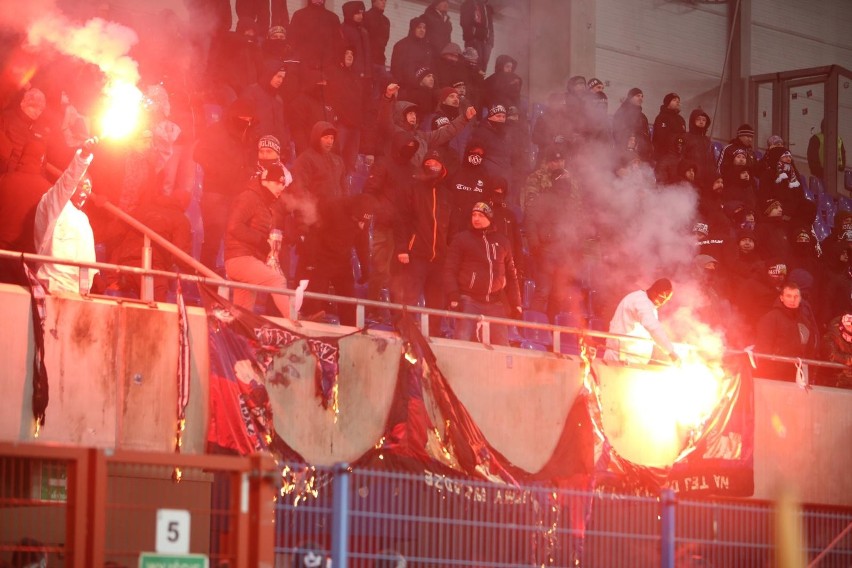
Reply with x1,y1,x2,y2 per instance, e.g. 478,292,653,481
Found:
274,464,852,568
1,248,848,376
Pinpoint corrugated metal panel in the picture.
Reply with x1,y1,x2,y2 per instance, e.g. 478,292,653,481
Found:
751,0,852,75
595,0,727,114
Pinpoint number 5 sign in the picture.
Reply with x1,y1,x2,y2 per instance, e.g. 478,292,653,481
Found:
156,509,191,554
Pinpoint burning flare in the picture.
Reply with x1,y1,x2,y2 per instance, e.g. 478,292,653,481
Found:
98,80,144,140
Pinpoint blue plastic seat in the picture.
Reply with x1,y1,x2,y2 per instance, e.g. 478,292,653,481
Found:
519,340,548,351
553,312,580,355
711,141,724,163
809,176,825,194
522,279,536,309
813,218,830,241
817,192,837,227
754,149,764,162
839,196,852,213
521,310,552,347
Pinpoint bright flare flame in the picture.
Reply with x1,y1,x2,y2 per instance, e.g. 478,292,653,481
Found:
99,80,144,140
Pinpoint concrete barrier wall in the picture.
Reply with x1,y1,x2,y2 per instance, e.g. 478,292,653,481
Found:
1,285,850,506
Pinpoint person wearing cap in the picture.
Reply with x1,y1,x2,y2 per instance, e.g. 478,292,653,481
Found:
717,123,757,179
721,147,758,210
298,193,374,325
460,0,494,73
32,137,99,294
291,120,346,205
734,258,789,334
390,16,433,90
443,201,522,345
821,314,852,388
393,150,452,334
398,66,437,122
482,54,521,111
421,0,452,58
521,144,571,216
224,161,292,317
612,87,652,163
756,280,818,381
379,82,476,167
603,278,680,365
755,198,791,261
470,103,515,183
729,228,762,284
652,92,687,183
262,24,293,61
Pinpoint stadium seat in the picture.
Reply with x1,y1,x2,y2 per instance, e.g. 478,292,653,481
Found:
813,217,830,241
519,340,548,351
553,312,580,355
839,196,852,213
521,310,552,347
802,184,815,202
817,192,837,227
711,141,724,163
809,176,825,194
521,279,535,309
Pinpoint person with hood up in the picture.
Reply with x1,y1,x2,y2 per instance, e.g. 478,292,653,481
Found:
448,141,490,236
363,131,420,308
421,0,452,59
289,0,342,71
755,198,791,262
33,137,99,294
393,150,452,333
755,281,818,381
235,59,289,158
683,108,716,186
378,82,476,167
821,313,852,389
444,201,522,345
326,46,367,173
720,147,757,210
194,99,255,270
224,162,292,317
652,92,687,183
482,54,522,111
291,121,347,206
433,43,469,89
298,193,374,325
612,87,652,163
0,87,46,175
488,175,526,279
391,17,434,90
340,1,372,80
603,278,680,365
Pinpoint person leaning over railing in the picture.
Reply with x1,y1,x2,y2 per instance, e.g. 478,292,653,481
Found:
32,137,99,294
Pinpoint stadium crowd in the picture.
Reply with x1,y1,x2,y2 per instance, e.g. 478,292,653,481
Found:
0,0,850,386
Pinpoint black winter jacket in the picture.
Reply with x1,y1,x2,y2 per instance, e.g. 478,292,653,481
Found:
224,181,281,261
394,169,451,262
444,226,521,307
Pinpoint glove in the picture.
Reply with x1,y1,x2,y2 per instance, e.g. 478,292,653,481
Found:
775,172,788,183
554,135,566,145
789,179,800,188
448,300,461,311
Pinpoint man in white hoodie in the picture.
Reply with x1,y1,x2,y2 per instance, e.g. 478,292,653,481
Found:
604,278,680,365
33,137,98,293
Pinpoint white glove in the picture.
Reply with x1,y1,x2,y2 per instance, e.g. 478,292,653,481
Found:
775,172,788,183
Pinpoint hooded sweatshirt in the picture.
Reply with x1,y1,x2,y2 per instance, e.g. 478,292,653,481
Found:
390,17,434,88
482,54,521,110
291,121,346,204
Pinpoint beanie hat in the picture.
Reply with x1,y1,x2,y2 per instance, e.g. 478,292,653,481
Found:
737,123,755,137
767,134,784,147
567,75,586,90
587,77,603,90
795,228,812,243
763,198,782,215
258,135,281,156
543,145,565,162
431,115,451,130
693,222,709,237
267,25,286,38
663,92,679,107
423,149,442,165
462,47,479,63
452,80,466,89
414,67,433,82
472,201,493,219
627,87,643,98
491,175,508,194
438,87,458,103
767,261,787,277
737,228,755,242
488,104,507,118
441,42,462,57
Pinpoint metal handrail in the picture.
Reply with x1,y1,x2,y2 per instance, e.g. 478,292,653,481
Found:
1,248,848,373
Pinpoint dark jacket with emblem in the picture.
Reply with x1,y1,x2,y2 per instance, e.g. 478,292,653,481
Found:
443,225,521,308
224,179,282,261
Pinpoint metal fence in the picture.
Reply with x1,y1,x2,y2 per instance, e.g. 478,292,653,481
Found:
275,464,852,568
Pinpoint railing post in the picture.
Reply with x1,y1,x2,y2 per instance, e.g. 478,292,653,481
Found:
660,489,676,568
141,235,154,302
331,463,350,568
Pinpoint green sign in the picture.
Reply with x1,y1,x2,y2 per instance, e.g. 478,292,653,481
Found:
138,553,208,568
